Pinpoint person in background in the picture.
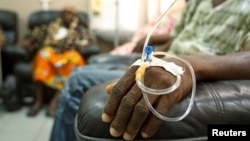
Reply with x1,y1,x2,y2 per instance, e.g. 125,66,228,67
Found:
50,0,250,141
23,6,94,117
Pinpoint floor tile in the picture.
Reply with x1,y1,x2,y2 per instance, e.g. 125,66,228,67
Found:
0,104,54,141
0,130,37,141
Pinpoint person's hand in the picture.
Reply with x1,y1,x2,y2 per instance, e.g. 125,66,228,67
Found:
20,39,34,51
102,61,193,140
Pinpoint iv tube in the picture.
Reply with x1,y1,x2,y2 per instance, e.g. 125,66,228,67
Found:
137,0,197,121
137,52,196,121
141,0,178,62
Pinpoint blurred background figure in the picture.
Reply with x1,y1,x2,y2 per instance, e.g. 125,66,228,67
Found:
24,5,93,117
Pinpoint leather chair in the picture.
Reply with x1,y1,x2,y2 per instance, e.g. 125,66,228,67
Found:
0,10,20,111
0,10,18,45
0,10,18,81
10,10,100,105
75,79,250,141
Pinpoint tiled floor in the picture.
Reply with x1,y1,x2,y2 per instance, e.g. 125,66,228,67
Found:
0,102,54,141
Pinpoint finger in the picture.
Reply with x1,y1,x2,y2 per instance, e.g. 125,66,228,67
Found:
141,64,193,138
137,67,178,139
122,76,161,140
109,84,142,137
141,92,179,138
123,93,159,140
117,67,168,140
102,66,138,123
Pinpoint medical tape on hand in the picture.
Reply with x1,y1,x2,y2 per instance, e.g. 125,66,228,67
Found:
131,56,184,95
131,57,184,76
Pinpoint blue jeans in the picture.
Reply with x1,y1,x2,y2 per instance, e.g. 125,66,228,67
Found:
49,64,125,141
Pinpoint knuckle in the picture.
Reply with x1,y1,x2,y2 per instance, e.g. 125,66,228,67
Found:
173,92,183,102
134,104,149,116
157,105,168,116
121,96,136,110
150,120,162,131
146,67,176,88
103,101,116,115
112,83,123,95
143,118,162,137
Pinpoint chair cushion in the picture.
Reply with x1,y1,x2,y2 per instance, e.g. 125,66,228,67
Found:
0,10,18,44
28,11,89,29
0,10,17,31
75,80,250,141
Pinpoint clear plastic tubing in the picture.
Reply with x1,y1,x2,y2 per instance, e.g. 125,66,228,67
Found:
137,0,197,121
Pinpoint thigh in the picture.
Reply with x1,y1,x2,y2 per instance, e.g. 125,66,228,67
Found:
50,64,125,141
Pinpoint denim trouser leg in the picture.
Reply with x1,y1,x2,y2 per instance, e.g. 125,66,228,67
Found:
50,64,125,141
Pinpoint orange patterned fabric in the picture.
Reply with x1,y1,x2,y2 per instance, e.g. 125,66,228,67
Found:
32,46,85,90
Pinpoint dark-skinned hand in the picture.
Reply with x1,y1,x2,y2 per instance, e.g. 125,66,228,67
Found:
102,60,193,140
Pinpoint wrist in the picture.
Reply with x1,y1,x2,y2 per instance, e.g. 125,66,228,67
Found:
162,55,203,82
179,55,209,81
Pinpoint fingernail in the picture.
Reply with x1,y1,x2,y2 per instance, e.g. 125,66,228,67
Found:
110,128,120,137
102,113,111,123
123,132,133,141
141,132,149,138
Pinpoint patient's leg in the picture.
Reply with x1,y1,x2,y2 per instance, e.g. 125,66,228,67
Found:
50,64,125,141
47,90,61,117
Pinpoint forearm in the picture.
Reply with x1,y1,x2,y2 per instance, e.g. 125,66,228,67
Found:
150,33,172,45
182,51,250,81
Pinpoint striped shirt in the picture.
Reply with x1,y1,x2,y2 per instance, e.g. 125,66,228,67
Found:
169,0,250,55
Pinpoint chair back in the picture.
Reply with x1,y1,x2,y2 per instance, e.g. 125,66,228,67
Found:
28,10,89,30
0,10,18,45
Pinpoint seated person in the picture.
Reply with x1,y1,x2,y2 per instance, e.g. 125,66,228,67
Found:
50,0,250,141
23,6,94,117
